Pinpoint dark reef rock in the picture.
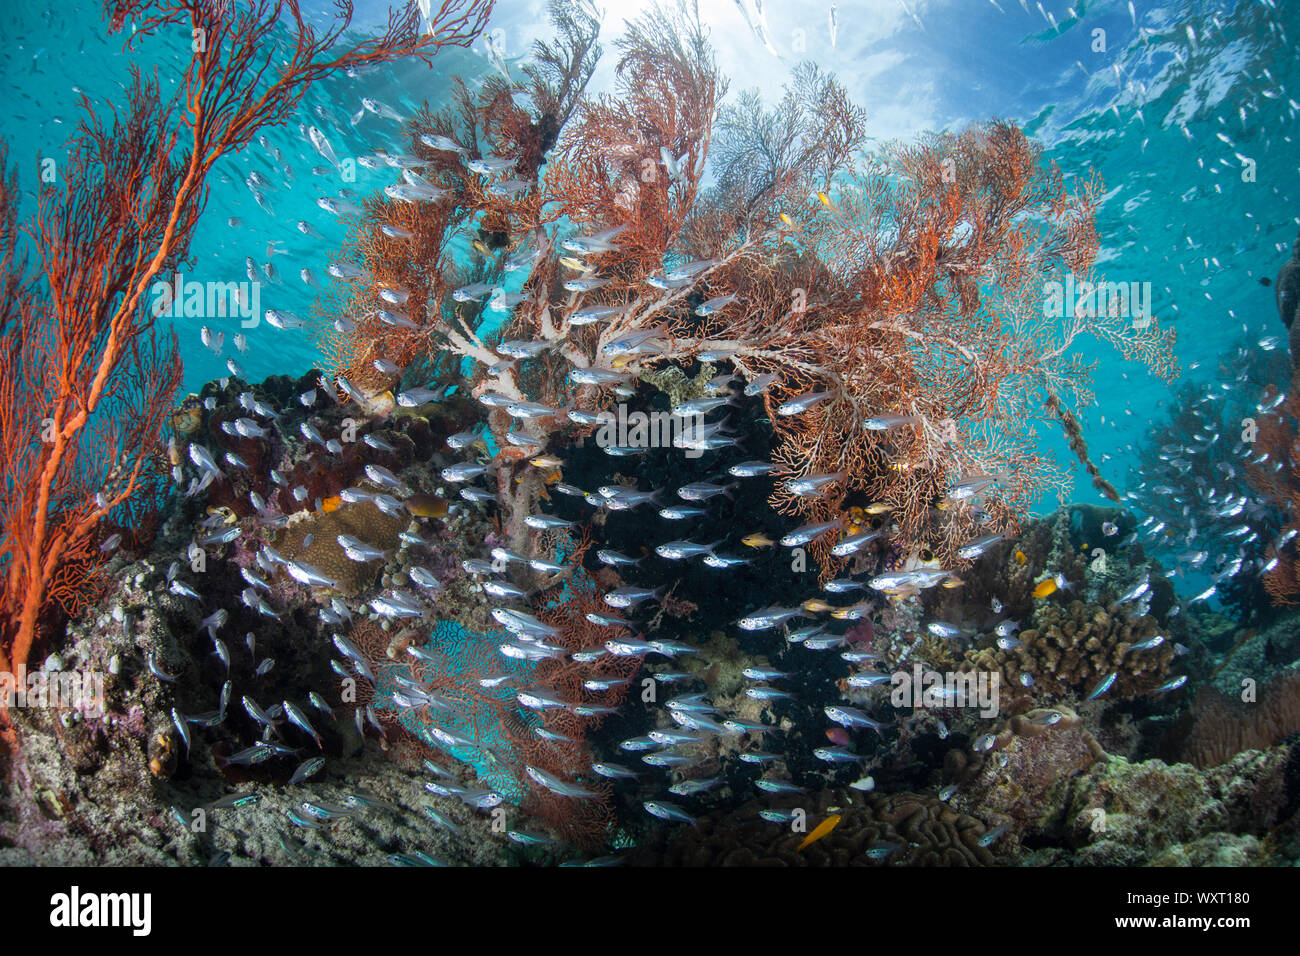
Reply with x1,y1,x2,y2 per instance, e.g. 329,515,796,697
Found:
1278,227,1300,329
1278,226,1300,363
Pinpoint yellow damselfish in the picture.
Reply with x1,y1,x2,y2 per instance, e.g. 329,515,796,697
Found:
1032,576,1059,599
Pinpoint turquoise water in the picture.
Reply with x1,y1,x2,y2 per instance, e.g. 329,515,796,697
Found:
4,0,1300,870
2,0,1295,514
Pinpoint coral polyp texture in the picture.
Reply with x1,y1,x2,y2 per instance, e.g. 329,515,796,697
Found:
1,0,1299,874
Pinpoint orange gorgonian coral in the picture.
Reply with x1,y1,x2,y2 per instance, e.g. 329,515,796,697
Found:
324,3,1175,581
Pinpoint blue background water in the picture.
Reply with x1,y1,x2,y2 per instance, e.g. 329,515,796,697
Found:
1,0,1296,517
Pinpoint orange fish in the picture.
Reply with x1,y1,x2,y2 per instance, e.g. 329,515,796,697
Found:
1032,576,1058,599
797,813,842,851
404,493,448,518
321,495,342,514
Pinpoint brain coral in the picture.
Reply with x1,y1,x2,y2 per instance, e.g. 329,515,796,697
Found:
627,789,999,866
276,502,407,596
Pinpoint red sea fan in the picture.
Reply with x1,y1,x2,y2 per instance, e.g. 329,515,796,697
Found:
0,0,491,743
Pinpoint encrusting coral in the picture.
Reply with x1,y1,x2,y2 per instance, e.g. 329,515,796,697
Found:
1052,746,1299,865
943,707,1106,840
960,600,1175,702
277,505,408,598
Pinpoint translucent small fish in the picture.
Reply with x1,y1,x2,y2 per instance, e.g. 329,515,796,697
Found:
780,518,843,547
1151,674,1188,695
831,530,880,556
977,823,1009,848
863,413,921,430
200,326,223,355
694,293,736,316
776,389,834,416
956,531,1005,560
729,459,775,477
362,96,404,122
948,473,1004,501
825,705,887,733
289,757,325,785
419,132,465,154
604,586,664,609
1086,671,1118,701
927,621,966,639
1127,634,1164,653
265,308,305,330
785,471,845,496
